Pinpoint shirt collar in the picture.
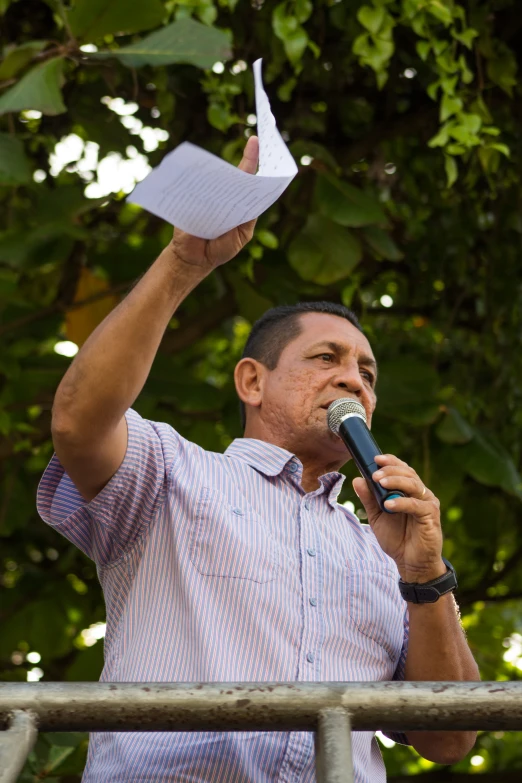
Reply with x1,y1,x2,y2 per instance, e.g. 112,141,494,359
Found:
225,437,296,477
225,437,346,509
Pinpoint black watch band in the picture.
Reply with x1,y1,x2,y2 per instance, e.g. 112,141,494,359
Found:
398,557,458,604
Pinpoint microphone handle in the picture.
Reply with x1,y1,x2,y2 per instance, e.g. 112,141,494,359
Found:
338,416,405,515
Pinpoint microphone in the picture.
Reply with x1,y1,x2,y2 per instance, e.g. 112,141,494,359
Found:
327,398,405,515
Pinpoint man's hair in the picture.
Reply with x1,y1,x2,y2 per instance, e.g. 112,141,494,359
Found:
238,301,364,429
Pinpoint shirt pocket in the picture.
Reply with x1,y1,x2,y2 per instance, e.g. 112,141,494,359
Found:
346,558,405,663
190,486,280,583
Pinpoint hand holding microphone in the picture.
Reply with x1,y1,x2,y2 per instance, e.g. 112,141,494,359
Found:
327,398,405,514
328,397,445,581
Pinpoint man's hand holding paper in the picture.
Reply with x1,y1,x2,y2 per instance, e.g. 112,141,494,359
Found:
128,59,297,242
171,135,259,273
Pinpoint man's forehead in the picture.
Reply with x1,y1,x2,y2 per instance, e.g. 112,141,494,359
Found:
294,312,374,358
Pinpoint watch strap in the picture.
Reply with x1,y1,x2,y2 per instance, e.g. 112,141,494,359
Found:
399,557,457,604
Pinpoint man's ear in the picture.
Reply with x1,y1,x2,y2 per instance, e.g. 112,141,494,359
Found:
234,358,264,410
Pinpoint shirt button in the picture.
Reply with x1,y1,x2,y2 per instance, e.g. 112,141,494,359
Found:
304,500,310,510
306,652,314,664
288,463,298,473
307,547,316,557
232,507,243,515
309,597,317,607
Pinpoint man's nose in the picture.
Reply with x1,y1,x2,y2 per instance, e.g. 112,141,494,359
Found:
334,361,364,397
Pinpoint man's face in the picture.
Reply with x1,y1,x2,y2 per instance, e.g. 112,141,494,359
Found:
252,312,378,461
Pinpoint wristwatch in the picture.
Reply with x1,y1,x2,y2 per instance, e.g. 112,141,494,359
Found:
398,557,457,604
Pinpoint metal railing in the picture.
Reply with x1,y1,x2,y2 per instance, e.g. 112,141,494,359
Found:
2,681,522,783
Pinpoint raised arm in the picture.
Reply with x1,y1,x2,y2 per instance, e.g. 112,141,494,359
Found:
52,137,259,502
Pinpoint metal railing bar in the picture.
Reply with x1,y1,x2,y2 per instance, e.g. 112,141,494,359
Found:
0,710,38,783
316,708,354,783
1,682,522,732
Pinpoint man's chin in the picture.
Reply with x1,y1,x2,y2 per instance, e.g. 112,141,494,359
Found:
316,425,352,461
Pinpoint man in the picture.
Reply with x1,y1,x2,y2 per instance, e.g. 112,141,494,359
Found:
37,136,479,782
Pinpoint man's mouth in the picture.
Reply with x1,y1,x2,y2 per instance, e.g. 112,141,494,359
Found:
320,398,353,410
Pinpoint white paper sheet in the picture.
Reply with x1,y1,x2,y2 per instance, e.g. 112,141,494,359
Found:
127,59,297,239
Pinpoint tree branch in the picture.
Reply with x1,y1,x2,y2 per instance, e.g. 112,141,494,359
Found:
0,280,131,338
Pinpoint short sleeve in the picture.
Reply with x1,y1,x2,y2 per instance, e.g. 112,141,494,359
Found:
383,604,410,745
36,409,180,565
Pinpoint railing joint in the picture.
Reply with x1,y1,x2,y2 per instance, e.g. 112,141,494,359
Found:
316,707,354,783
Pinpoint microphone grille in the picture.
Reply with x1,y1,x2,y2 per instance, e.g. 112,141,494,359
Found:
327,398,367,434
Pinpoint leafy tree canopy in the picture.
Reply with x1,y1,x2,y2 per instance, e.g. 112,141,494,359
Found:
1,0,522,779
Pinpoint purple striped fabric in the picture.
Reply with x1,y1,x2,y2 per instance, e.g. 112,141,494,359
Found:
37,409,409,783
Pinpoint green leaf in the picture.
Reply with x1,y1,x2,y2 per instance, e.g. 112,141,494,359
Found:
490,142,510,157
207,102,234,131
444,154,458,186
428,121,451,147
288,214,362,285
416,40,431,61
460,431,522,498
272,3,309,66
92,18,231,69
65,643,104,681
478,146,500,174
315,173,387,227
0,57,65,116
352,32,370,57
283,27,309,67
0,40,47,80
436,407,473,444
44,746,75,774
481,126,501,136
375,359,440,424
0,133,31,184
361,225,403,260
453,28,478,49
295,0,313,24
430,445,465,509
273,2,299,38
427,79,441,100
427,0,453,26
357,5,386,35
459,112,482,134
487,50,517,96
226,270,274,322
68,0,164,41
47,737,89,776
440,94,462,121
257,229,279,249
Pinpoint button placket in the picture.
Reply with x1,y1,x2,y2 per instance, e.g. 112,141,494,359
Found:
300,499,323,681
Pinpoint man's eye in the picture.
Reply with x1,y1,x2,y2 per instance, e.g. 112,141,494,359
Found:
318,353,333,362
361,370,375,384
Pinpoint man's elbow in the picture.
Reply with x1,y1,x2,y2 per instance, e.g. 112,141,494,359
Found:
408,730,477,765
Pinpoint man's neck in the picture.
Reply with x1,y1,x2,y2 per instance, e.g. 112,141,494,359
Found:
243,424,343,493
297,454,344,493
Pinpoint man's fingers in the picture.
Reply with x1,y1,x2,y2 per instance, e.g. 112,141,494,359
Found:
376,474,429,499
238,135,259,174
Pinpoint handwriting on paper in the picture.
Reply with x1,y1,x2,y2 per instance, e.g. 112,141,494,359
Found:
128,59,297,239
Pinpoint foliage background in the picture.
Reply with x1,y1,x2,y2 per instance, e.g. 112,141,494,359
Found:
1,0,522,779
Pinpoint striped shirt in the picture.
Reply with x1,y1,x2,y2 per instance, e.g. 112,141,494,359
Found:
37,408,409,783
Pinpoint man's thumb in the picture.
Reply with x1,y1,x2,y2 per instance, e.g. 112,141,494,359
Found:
238,135,259,175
